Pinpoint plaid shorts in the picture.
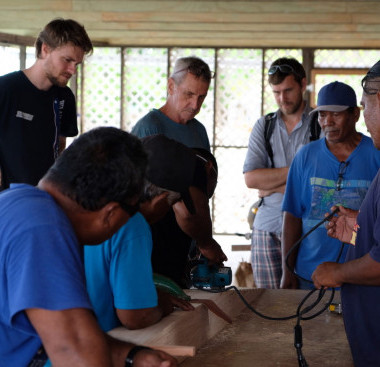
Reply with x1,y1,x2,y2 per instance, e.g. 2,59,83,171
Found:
250,228,282,288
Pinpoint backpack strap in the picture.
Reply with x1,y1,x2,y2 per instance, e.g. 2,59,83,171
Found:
263,112,276,168
309,112,321,141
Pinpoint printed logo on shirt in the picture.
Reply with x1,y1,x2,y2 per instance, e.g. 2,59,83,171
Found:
16,110,34,121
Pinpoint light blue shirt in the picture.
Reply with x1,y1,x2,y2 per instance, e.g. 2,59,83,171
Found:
84,212,158,332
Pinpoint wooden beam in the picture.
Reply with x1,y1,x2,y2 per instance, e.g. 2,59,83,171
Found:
108,288,264,363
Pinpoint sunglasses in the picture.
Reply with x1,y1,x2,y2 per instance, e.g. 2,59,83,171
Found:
268,64,297,76
336,161,349,191
361,77,380,95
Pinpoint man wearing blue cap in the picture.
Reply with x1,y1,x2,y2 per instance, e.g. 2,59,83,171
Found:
281,81,380,289
312,62,380,366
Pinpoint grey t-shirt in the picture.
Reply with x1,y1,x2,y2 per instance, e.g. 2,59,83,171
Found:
243,107,316,233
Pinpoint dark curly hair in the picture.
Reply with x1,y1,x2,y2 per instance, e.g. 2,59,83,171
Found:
44,127,147,212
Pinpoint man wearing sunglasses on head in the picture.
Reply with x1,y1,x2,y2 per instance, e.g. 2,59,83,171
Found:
243,57,320,289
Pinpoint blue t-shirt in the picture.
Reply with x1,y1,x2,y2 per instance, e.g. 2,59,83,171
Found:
84,212,158,332
0,184,91,366
342,170,380,366
283,135,380,280
132,108,210,150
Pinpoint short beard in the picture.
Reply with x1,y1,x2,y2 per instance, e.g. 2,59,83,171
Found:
281,95,303,116
47,74,69,88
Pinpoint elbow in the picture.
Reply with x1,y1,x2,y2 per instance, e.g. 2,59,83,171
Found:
121,320,146,330
117,308,162,330
244,172,259,189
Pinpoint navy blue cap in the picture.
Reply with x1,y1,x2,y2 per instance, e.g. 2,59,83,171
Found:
310,81,357,115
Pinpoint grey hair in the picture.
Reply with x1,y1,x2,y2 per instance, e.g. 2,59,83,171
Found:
170,56,213,85
140,181,181,206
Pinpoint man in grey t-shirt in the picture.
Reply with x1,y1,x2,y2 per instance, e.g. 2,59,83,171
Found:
243,57,318,288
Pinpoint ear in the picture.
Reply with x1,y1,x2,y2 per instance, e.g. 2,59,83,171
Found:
301,77,307,93
41,42,52,58
353,106,361,122
151,191,171,209
376,91,380,105
99,202,127,228
167,78,176,96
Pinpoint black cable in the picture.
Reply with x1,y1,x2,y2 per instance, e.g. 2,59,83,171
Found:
195,285,334,322
195,208,345,366
285,207,340,284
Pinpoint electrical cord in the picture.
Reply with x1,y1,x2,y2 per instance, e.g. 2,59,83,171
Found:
285,208,340,284
196,208,344,366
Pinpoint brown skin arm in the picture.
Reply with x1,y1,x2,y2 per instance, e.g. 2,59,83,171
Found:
58,136,67,155
26,307,113,366
116,307,164,330
281,211,302,289
116,291,194,330
173,186,227,264
312,254,380,289
258,183,286,198
244,167,289,191
26,307,178,367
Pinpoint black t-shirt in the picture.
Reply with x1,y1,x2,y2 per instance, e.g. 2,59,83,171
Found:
0,71,78,189
151,157,208,288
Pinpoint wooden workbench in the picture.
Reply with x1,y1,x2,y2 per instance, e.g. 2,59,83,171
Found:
109,288,353,366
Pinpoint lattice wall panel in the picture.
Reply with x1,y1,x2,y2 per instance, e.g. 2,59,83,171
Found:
215,48,262,147
123,48,168,131
82,48,121,131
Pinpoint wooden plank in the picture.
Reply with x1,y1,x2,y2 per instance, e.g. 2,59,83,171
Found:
0,21,363,33
148,345,195,357
90,35,380,48
101,12,352,24
72,1,365,14
180,290,353,366
0,0,72,11
108,288,264,363
231,244,251,251
84,29,380,40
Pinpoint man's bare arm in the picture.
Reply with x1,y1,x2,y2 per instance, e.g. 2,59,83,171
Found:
244,167,289,191
58,136,67,155
27,308,114,366
26,307,178,367
173,186,227,264
281,212,302,289
313,253,380,289
116,291,194,330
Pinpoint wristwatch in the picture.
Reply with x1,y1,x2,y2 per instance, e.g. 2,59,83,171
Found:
125,345,152,367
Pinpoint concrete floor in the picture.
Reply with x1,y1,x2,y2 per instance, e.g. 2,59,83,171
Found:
181,289,353,367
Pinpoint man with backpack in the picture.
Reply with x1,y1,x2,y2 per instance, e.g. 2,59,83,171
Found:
243,57,320,288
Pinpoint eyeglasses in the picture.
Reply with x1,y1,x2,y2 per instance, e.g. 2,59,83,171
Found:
361,77,380,95
173,66,215,79
336,161,349,191
268,64,296,75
